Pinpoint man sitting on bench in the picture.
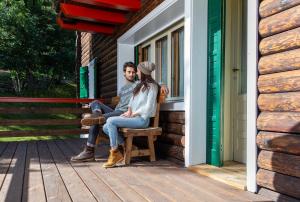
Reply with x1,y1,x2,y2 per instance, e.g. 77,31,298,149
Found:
71,62,137,162
71,62,168,162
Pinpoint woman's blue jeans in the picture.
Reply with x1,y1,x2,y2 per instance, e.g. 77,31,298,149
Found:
87,101,123,146
103,116,150,148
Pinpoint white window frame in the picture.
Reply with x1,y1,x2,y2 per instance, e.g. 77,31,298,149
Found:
138,21,185,101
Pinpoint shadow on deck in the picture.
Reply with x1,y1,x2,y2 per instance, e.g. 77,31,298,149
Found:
0,138,271,202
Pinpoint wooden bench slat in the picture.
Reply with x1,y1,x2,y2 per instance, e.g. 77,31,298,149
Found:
120,127,161,132
131,149,151,157
123,131,162,137
0,129,89,137
0,107,89,114
121,128,162,137
0,119,81,126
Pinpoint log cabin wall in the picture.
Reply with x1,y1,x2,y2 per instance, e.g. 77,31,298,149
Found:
77,0,185,162
158,111,185,163
257,0,300,200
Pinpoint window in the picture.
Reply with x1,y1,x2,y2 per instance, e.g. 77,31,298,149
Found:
142,45,151,61
156,37,168,85
136,22,184,100
171,28,184,98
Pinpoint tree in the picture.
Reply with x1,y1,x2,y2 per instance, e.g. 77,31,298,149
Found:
0,0,75,94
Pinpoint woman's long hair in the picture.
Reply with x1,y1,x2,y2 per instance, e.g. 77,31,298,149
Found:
133,71,160,97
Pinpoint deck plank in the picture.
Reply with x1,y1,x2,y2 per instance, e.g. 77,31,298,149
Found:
0,139,272,201
149,160,268,201
0,142,27,202
37,141,72,202
55,140,122,202
111,166,173,202
22,142,46,202
65,139,148,202
0,142,17,188
118,162,216,202
0,142,8,156
69,139,269,202
46,140,97,202
90,141,207,201
112,163,218,202
134,161,238,201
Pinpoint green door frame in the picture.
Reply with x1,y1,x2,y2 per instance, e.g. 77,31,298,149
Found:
206,0,225,167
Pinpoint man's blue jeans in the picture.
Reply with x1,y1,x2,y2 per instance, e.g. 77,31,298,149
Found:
87,101,123,146
103,116,150,148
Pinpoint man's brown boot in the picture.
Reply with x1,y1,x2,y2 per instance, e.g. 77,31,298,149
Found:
103,148,124,168
71,146,95,162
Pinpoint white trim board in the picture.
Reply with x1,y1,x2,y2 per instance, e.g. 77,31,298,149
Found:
246,0,259,193
184,0,207,166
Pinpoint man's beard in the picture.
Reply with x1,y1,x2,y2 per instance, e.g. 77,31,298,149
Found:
125,77,135,82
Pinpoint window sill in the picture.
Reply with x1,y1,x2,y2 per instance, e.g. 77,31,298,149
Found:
160,100,184,111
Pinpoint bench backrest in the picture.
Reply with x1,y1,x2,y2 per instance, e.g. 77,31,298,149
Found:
151,93,166,127
111,92,166,128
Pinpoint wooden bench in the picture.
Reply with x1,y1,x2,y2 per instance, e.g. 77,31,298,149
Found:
120,93,165,165
89,94,165,165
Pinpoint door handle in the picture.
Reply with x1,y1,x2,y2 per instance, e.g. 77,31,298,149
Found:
232,68,240,72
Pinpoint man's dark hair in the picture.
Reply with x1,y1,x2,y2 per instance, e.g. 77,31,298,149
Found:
123,62,137,72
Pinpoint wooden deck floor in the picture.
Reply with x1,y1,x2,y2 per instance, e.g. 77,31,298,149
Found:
0,138,271,202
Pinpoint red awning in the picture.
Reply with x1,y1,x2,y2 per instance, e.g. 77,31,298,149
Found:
56,0,141,34
57,17,115,34
69,0,141,11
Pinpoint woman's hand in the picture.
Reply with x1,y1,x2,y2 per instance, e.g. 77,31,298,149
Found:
121,108,132,117
131,112,139,117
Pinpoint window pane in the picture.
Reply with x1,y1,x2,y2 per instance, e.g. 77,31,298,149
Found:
240,0,247,94
142,45,151,61
155,37,168,85
179,29,184,97
171,28,184,98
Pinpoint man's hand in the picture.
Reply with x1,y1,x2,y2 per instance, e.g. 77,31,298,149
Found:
160,84,169,95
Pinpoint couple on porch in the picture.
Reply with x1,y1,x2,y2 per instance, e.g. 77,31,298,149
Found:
71,61,169,168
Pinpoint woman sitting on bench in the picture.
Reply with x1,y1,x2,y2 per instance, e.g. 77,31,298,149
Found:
102,61,159,168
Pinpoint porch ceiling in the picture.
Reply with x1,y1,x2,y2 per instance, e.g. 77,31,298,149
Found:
56,0,141,34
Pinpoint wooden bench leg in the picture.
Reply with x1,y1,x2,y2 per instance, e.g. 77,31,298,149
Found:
124,136,133,165
148,136,156,162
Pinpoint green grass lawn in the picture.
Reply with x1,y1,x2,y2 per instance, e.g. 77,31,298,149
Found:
0,72,83,142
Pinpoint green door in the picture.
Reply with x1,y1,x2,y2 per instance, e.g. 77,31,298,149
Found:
206,0,225,167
